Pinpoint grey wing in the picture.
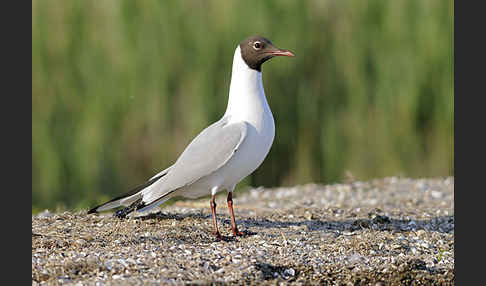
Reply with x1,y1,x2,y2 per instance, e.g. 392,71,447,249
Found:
141,118,248,204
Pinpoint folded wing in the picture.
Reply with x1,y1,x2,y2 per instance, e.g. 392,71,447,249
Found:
141,117,248,206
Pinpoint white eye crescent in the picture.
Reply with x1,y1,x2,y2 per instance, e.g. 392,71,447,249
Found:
253,41,262,50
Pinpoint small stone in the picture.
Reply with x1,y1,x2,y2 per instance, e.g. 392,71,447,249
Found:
36,210,53,218
304,211,313,220
283,268,295,277
431,190,443,199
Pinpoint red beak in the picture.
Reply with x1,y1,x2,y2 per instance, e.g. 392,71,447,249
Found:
268,49,295,57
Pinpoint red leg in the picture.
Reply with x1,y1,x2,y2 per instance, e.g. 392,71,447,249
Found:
210,195,222,239
227,192,244,236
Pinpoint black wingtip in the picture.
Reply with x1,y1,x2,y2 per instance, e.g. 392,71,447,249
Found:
114,207,129,219
114,198,146,219
85,172,167,216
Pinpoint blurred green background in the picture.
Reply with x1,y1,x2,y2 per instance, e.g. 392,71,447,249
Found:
32,0,454,213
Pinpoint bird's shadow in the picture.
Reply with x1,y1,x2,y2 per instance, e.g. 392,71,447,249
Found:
131,211,257,243
126,211,453,245
137,211,209,221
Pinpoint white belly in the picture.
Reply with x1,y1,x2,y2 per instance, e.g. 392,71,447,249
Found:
219,115,275,188
178,114,275,198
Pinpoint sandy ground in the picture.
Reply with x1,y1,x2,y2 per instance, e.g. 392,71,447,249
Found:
32,177,454,285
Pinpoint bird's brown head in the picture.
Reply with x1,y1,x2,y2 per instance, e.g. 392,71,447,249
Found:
239,36,295,72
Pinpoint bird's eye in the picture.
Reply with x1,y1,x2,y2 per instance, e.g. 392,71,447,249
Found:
253,41,262,50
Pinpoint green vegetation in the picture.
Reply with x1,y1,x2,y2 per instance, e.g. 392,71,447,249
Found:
32,0,453,212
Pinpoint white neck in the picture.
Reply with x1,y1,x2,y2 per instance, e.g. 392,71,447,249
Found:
224,46,273,127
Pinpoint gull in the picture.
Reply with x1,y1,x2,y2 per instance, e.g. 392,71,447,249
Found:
88,36,294,239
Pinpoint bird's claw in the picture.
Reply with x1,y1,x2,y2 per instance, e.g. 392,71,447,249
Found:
213,231,223,241
231,228,246,237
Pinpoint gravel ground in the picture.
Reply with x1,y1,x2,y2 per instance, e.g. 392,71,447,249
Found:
32,177,454,285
